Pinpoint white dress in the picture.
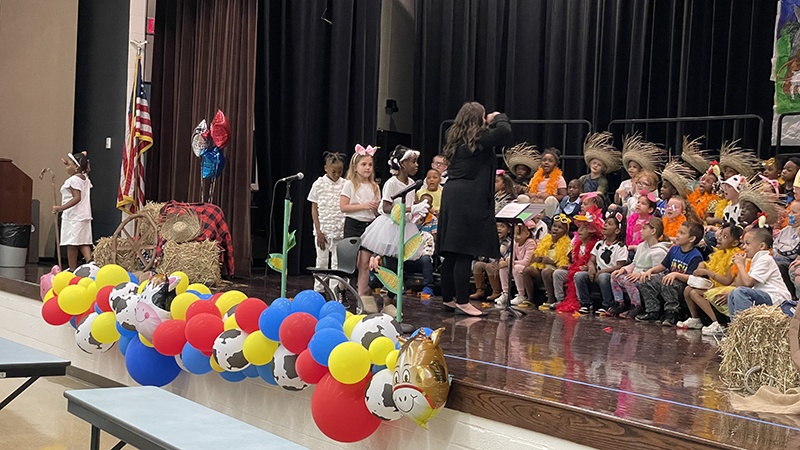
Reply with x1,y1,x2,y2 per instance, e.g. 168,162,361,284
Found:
360,176,424,260
60,174,93,246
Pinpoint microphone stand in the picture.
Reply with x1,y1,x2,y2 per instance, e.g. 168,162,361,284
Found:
280,180,295,298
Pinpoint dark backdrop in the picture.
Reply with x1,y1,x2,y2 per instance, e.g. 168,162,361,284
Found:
253,0,382,274
414,0,777,182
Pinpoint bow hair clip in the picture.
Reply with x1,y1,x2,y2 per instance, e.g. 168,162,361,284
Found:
496,169,506,175
758,174,780,195
640,190,657,202
355,144,377,156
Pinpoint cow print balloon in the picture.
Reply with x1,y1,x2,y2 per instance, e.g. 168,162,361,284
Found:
349,313,402,349
271,345,308,391
212,329,250,372
365,368,402,421
75,312,115,354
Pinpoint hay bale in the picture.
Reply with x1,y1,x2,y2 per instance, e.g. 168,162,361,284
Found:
720,305,800,393
93,237,141,272
156,239,221,286
139,201,165,245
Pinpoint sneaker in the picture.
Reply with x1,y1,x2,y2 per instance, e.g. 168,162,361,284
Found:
539,302,554,311
661,312,678,327
495,293,508,306
594,308,606,315
622,305,644,320
578,306,592,314
421,286,434,297
511,294,527,306
676,317,703,330
549,301,560,310
702,321,726,336
635,311,661,322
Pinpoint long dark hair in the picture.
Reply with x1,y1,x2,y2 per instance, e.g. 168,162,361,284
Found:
443,102,486,161
497,172,515,196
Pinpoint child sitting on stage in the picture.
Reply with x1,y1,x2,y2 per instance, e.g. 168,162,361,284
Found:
579,132,621,199
637,221,705,326
527,147,567,203
580,191,604,216
557,179,583,219
415,193,438,238
609,218,672,318
308,152,346,294
416,169,442,212
688,166,721,225
728,227,794,318
555,212,603,313
577,210,628,315
657,160,693,216
626,170,660,214
776,201,800,296
782,157,800,205
616,134,664,206
678,223,743,335
497,223,537,306
503,143,540,194
521,214,572,310
626,192,658,251
471,223,512,302
495,170,516,213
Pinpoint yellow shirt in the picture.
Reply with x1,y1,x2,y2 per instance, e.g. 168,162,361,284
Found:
416,188,442,209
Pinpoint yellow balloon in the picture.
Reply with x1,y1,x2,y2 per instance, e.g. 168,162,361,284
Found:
77,277,94,288
138,283,147,294
368,336,395,365
139,333,154,347
343,314,365,339
186,283,211,295
170,292,200,321
91,312,120,343
216,290,247,316
58,285,91,315
52,271,75,295
385,349,399,370
95,264,130,288
224,315,239,331
85,281,99,304
329,342,371,384
242,331,279,365
345,311,353,318
209,355,225,372
43,289,55,303
169,271,190,294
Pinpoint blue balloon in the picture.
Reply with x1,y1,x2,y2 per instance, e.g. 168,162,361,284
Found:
118,334,133,356
318,301,346,319
242,364,260,378
327,313,346,325
308,328,348,366
116,321,137,338
94,304,103,315
291,290,326,317
220,371,247,382
315,316,344,333
198,293,213,300
411,327,434,339
256,362,278,385
270,297,292,309
181,342,212,375
128,272,139,283
372,364,387,374
70,316,78,330
125,337,182,387
259,303,292,341
186,290,202,297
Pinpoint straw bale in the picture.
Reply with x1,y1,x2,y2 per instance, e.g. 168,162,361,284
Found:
156,239,221,286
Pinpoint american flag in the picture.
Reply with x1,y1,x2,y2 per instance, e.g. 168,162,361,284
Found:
117,53,153,214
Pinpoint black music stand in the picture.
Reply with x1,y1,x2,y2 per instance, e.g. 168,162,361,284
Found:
482,202,547,319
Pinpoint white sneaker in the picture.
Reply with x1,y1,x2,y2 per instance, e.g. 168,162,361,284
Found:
676,317,703,329
511,294,526,305
701,321,725,336
495,293,508,306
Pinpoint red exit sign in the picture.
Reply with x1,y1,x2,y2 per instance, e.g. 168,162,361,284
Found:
147,17,155,34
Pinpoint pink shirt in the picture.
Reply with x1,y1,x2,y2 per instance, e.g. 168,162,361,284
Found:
512,238,537,266
536,176,567,194
626,213,652,246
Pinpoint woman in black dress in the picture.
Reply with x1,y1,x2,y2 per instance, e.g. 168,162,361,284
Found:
438,102,512,316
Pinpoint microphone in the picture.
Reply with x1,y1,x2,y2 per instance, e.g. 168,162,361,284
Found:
278,172,304,183
391,179,424,200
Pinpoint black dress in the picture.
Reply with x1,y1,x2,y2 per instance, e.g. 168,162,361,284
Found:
437,115,512,259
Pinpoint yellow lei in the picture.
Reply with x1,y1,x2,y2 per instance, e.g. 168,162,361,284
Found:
531,234,572,269
715,199,729,219
529,167,564,196
705,247,740,288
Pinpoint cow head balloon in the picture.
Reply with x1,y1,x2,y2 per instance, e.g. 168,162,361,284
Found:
134,274,181,342
392,327,450,429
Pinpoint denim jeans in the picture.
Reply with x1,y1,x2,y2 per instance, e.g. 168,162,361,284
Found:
573,272,614,308
727,287,774,319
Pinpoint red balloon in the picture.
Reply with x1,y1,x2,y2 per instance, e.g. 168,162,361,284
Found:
185,300,221,321
41,296,72,326
296,349,328,384
152,320,187,356
68,276,82,286
184,313,223,354
95,285,115,313
235,298,267,334
209,293,224,305
210,110,231,148
279,312,317,354
311,373,380,443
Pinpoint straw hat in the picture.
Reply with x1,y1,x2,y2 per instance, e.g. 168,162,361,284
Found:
660,159,694,198
583,132,621,173
503,143,540,174
681,136,711,174
718,140,760,178
161,209,202,243
622,134,664,173
738,177,784,225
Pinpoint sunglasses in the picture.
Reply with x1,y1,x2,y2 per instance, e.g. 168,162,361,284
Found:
552,214,572,225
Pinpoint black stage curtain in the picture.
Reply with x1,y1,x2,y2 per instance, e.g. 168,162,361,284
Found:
254,0,382,274
414,0,777,178
148,0,257,277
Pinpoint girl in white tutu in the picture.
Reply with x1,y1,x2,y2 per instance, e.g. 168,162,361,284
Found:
361,146,430,262
53,152,93,270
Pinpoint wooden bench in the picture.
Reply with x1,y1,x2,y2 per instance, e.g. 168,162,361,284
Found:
65,386,309,450
0,336,70,410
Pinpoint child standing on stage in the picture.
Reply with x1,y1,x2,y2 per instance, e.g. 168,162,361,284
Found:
54,152,93,271
340,145,381,297
308,152,347,293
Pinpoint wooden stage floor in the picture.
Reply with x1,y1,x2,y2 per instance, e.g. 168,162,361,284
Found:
6,264,800,449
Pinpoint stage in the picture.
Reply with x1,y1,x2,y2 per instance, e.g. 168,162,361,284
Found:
4,264,799,449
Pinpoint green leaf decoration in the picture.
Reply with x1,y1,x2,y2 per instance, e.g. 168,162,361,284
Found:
267,253,284,274
375,266,400,295
287,230,297,251
403,233,422,261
